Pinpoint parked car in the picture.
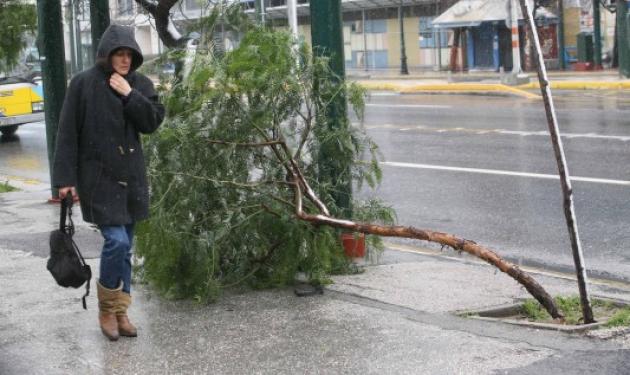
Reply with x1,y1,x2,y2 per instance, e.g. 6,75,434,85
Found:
0,75,44,136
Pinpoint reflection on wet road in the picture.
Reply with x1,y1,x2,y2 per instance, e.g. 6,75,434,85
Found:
0,121,50,183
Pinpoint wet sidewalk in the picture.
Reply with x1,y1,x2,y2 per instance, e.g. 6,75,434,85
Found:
1,181,630,374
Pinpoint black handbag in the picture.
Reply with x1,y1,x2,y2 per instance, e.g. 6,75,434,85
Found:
47,195,92,309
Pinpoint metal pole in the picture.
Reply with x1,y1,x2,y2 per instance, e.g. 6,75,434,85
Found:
310,0,351,216
510,0,522,73
66,0,77,74
37,0,67,200
593,0,602,68
437,30,442,71
255,0,266,25
399,4,409,75
90,0,110,59
287,0,298,38
558,0,565,70
618,0,630,77
518,0,595,324
363,9,368,71
74,0,83,71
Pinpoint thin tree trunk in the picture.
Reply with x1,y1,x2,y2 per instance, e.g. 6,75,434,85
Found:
518,0,594,323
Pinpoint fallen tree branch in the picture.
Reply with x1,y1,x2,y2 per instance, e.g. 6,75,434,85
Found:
200,121,564,320
287,149,563,320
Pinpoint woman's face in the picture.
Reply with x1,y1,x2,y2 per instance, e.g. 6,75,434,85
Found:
111,48,133,75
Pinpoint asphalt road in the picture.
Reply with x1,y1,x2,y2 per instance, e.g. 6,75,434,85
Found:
1,91,629,282
0,121,50,183
357,91,630,282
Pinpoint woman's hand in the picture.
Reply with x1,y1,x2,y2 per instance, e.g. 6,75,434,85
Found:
109,73,132,97
58,186,77,200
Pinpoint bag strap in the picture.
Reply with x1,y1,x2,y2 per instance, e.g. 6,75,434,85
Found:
60,195,75,236
80,260,91,310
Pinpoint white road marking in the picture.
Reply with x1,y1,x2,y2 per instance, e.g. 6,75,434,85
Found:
381,161,630,186
362,123,630,142
500,130,630,142
369,92,400,97
366,103,452,109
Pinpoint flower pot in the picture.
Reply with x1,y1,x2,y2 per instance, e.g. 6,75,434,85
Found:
341,233,365,258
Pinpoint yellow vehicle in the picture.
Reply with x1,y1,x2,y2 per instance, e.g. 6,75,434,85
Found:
0,76,45,136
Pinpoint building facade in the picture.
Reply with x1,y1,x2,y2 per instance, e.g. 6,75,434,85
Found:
75,0,615,73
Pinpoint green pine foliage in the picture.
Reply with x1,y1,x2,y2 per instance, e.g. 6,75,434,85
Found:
0,181,17,193
136,9,394,302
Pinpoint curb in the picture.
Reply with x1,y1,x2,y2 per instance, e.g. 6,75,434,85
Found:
0,174,49,192
358,82,541,99
518,81,630,90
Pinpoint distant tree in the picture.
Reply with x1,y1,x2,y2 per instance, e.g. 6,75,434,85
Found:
0,0,37,74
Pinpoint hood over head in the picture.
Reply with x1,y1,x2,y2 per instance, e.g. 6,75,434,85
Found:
95,25,143,73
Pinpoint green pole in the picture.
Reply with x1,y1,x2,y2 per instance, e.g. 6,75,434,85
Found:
618,0,630,77
593,0,602,68
37,0,66,200
310,0,352,216
558,0,565,70
90,0,110,59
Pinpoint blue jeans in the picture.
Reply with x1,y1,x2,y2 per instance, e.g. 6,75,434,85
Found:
99,224,135,294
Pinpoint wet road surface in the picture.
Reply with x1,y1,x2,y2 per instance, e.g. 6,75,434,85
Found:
357,91,630,282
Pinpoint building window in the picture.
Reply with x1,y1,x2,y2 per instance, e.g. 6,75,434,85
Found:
117,0,134,16
364,19,386,34
419,16,447,48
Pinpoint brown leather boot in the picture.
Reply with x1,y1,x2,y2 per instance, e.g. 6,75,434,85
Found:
116,292,137,337
97,281,122,341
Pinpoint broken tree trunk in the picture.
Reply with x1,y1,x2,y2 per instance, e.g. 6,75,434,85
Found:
518,0,595,323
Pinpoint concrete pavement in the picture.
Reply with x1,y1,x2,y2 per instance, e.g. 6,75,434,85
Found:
1,178,630,374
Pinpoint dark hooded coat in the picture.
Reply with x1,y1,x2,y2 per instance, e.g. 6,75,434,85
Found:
53,25,165,225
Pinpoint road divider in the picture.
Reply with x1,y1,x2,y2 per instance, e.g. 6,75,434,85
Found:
518,81,630,90
358,82,541,100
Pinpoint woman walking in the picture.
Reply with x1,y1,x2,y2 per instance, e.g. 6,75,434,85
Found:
53,25,164,341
